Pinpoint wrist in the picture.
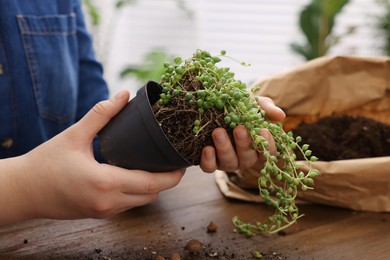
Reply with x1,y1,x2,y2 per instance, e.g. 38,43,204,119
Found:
0,155,36,226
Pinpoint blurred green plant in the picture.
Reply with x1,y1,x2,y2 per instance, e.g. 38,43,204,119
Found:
82,0,101,26
120,50,174,83
375,0,390,56
82,0,190,81
82,0,137,26
290,0,355,60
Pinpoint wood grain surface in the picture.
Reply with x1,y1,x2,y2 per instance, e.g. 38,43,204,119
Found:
0,166,389,260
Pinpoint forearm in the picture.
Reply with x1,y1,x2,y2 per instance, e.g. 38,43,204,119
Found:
0,156,34,226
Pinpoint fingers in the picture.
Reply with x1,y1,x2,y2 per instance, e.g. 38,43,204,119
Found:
200,126,279,173
199,146,217,173
87,192,160,219
111,167,186,195
120,169,185,209
259,128,277,156
211,128,238,172
257,96,285,122
116,193,160,212
209,126,262,171
89,167,185,217
74,90,130,140
233,125,258,169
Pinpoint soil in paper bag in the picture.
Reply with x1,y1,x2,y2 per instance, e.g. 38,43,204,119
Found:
292,115,390,161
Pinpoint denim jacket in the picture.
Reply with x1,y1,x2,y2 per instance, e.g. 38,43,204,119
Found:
0,0,109,158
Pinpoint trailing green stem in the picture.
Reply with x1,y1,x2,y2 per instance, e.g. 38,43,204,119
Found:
159,50,319,235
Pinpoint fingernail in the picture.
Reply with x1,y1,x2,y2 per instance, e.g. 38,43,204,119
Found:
215,133,226,144
236,129,248,140
204,148,214,159
114,89,127,101
260,129,271,141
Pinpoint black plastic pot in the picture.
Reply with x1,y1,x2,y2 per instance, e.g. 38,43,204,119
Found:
98,81,191,172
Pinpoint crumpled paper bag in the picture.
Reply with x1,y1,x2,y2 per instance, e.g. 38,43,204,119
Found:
216,55,390,212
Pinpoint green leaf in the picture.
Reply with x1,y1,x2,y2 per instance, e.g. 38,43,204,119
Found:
82,0,100,26
299,1,320,53
290,43,311,60
115,0,137,9
120,50,174,82
292,0,351,60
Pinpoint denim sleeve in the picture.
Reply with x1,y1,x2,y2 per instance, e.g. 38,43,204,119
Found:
73,1,110,162
74,0,109,121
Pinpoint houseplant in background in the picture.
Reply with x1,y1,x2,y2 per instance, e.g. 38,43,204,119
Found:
119,49,174,86
290,0,354,60
374,0,390,56
99,50,319,235
82,0,192,86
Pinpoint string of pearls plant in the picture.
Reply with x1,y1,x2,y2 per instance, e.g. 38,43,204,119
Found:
159,50,320,235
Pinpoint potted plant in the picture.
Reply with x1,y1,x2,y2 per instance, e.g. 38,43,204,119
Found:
290,0,354,60
99,50,319,234
99,80,192,172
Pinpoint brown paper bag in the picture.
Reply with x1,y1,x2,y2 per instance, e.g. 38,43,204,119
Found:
216,55,390,212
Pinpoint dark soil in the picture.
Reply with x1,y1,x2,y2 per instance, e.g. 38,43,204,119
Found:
152,73,232,165
292,115,390,161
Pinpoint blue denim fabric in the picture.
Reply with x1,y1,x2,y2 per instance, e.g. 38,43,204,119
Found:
0,0,109,158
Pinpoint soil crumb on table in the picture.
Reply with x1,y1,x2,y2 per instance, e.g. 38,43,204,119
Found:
207,222,218,233
184,239,203,254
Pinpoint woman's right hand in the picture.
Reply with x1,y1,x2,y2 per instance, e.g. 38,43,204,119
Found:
0,90,185,226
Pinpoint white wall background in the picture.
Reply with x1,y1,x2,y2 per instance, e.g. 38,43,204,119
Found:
84,0,385,96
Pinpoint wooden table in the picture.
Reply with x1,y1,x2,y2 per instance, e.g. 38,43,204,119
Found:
0,166,389,260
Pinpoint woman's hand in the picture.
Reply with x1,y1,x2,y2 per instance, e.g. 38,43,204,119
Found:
0,90,185,226
200,96,285,173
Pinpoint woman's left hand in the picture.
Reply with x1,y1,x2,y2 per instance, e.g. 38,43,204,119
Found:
199,96,285,173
